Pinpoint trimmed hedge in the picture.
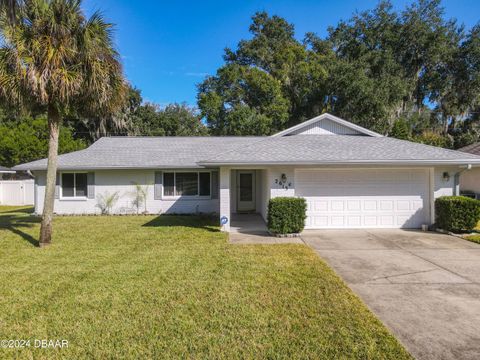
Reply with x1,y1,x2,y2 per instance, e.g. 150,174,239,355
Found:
435,196,480,232
267,197,307,234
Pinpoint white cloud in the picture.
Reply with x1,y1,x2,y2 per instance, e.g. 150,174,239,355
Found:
185,72,209,77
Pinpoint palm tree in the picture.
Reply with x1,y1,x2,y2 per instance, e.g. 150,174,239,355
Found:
0,0,127,246
0,0,19,22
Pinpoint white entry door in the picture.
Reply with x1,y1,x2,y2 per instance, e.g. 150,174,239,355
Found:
237,171,255,212
296,169,430,229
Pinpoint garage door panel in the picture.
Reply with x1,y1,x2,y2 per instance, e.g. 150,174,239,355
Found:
347,200,361,211
364,216,377,226
331,200,344,211
364,200,377,211
299,185,423,197
397,200,410,211
297,169,429,229
314,200,328,211
380,200,394,211
331,216,345,227
314,216,328,227
347,216,361,226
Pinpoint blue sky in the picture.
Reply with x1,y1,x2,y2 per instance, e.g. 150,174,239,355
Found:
82,0,480,107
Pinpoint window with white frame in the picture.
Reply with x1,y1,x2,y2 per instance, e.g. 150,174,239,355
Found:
163,171,211,197
61,172,88,198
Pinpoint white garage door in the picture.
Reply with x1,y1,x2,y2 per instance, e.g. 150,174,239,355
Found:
296,169,430,229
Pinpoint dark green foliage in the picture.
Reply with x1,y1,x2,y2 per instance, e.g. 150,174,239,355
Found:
435,196,480,232
267,197,307,234
0,115,86,167
414,131,453,148
198,62,291,135
131,102,208,137
198,2,480,145
66,87,208,143
65,86,143,143
198,12,327,135
389,119,411,140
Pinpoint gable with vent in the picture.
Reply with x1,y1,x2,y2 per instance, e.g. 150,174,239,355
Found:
272,113,382,137
289,118,363,135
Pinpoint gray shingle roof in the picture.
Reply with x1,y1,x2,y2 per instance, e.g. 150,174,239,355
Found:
14,135,480,171
13,137,264,171
459,142,480,156
199,135,480,165
0,166,14,172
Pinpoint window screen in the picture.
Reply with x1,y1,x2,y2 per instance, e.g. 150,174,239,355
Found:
163,173,175,196
175,173,198,196
199,172,211,196
62,173,75,197
75,173,88,197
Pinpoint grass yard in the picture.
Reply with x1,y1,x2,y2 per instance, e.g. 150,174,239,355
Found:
0,206,411,359
465,234,480,244
463,221,480,244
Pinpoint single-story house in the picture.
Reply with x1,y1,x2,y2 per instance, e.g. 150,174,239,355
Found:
458,142,480,195
14,113,480,231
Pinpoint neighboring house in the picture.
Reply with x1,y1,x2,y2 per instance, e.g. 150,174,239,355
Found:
458,142,480,194
14,113,480,231
0,166,15,180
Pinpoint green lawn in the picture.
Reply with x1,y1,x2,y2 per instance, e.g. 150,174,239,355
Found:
0,206,410,359
464,221,480,244
465,234,480,244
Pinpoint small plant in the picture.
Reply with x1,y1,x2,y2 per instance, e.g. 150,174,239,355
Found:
268,197,307,234
435,196,480,232
130,183,149,214
96,191,120,215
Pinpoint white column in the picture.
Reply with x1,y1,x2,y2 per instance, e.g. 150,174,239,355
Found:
429,167,435,225
219,167,231,232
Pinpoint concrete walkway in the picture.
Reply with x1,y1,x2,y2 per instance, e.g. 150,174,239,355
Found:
229,214,303,244
302,229,480,360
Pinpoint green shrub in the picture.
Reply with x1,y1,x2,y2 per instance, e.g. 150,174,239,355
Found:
267,197,307,234
435,196,480,232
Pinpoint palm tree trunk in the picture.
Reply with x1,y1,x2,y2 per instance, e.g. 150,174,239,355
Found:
39,105,61,246
0,0,17,23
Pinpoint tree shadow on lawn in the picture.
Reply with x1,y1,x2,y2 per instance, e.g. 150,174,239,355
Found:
142,214,220,233
0,213,40,247
0,206,34,214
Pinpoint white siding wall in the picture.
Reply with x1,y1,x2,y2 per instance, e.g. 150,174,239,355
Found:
433,166,456,198
268,166,296,199
219,167,231,231
259,169,270,221
255,170,262,213
460,168,480,194
31,166,459,229
230,171,237,213
33,170,219,215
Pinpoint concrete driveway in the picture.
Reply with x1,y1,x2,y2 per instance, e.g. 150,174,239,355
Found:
302,229,480,360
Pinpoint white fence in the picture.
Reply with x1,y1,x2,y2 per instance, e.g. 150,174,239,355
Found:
0,179,35,206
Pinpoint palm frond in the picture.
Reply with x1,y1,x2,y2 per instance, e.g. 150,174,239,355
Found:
0,0,127,116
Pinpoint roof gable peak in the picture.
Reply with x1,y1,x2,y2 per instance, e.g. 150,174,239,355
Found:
271,113,383,137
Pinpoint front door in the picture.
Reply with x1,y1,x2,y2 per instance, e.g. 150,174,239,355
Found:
237,171,255,212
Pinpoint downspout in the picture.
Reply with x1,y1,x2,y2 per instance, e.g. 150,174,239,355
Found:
453,164,472,196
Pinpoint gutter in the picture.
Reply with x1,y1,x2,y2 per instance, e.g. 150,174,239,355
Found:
14,159,480,171
197,159,480,167
454,164,472,196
